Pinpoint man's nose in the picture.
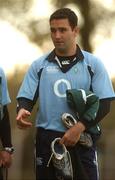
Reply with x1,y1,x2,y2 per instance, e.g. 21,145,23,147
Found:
55,31,61,38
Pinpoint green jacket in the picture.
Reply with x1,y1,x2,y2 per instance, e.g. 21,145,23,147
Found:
66,89,101,135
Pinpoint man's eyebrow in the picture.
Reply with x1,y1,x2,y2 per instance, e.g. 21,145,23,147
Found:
50,27,67,29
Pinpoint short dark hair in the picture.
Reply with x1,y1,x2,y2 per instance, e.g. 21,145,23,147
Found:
49,8,78,29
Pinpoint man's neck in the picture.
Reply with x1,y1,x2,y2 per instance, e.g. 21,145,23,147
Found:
55,45,77,57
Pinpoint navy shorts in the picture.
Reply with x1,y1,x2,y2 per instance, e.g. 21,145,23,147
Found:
35,128,99,180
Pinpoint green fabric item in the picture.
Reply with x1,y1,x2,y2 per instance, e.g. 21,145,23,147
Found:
66,89,100,135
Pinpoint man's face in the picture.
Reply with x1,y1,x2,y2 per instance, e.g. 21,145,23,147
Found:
50,18,78,55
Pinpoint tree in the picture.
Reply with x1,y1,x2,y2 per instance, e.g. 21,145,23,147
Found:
0,0,115,52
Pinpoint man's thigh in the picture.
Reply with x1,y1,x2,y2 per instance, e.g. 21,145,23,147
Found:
78,145,99,180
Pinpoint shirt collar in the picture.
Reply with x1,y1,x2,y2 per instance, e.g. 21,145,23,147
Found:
47,44,84,62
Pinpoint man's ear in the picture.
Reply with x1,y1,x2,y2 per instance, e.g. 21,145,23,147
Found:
75,26,80,34
73,26,79,37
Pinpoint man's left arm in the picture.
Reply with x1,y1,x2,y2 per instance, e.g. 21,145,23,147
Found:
0,105,14,168
80,98,111,129
94,98,111,123
0,106,12,148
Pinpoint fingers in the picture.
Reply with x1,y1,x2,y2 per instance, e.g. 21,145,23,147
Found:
60,128,81,147
16,109,31,120
17,118,32,129
16,109,32,129
1,160,11,168
0,152,12,168
60,136,77,147
59,135,73,146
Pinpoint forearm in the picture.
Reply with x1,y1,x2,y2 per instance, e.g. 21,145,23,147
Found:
16,99,33,129
80,98,111,129
95,98,110,123
17,97,34,113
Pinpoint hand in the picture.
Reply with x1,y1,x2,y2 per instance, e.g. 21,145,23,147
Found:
16,108,32,129
60,121,85,147
0,151,12,168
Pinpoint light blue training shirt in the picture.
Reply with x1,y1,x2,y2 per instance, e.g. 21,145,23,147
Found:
17,50,115,132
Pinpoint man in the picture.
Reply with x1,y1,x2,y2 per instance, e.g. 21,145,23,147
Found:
16,8,115,180
0,67,14,180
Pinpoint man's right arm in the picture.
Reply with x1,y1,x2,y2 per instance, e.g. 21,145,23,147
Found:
17,97,34,113
16,97,34,129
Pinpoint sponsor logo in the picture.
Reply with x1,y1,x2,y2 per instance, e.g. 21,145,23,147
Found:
61,60,70,65
46,66,59,73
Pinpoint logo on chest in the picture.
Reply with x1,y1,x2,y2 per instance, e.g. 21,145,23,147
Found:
46,66,59,73
54,79,71,98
